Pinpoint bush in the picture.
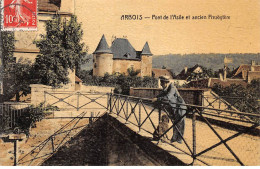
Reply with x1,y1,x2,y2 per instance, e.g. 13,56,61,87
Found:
13,103,57,136
78,71,158,95
212,79,260,122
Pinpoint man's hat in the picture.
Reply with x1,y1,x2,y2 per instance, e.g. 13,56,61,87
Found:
159,76,170,82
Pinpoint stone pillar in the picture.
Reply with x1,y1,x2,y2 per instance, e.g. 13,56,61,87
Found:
30,84,52,106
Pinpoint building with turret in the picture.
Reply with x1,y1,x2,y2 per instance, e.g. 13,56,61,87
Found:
93,35,153,77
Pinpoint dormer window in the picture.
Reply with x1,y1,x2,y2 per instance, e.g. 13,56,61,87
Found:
124,53,131,58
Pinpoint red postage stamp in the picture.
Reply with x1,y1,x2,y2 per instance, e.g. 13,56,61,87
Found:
1,0,37,31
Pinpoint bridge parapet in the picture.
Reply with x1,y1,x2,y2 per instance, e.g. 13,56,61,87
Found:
130,87,208,106
108,93,260,166
2,91,259,166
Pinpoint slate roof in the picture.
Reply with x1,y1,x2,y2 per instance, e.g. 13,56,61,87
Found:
176,64,203,80
141,42,152,55
93,35,112,54
231,64,260,79
93,35,152,60
38,0,61,12
152,68,174,78
111,38,140,60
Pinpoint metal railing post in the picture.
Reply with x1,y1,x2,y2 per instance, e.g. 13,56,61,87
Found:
158,106,162,123
107,93,109,110
139,100,141,131
117,96,120,116
192,109,197,163
90,112,93,124
219,97,221,109
14,140,18,166
77,92,80,111
126,98,128,123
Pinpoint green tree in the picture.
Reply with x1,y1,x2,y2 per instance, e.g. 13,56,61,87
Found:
34,15,88,87
6,59,33,101
1,31,33,101
1,31,15,100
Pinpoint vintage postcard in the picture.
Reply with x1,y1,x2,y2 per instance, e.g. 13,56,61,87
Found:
0,0,259,166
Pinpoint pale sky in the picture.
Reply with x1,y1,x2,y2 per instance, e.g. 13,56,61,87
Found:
75,0,260,55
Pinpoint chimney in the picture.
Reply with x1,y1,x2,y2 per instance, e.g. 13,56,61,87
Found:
219,68,224,81
219,73,224,81
223,66,227,81
251,60,255,71
184,66,188,74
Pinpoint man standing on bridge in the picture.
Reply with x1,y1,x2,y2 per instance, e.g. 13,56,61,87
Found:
152,76,187,144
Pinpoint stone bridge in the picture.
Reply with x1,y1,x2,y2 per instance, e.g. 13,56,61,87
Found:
0,91,259,166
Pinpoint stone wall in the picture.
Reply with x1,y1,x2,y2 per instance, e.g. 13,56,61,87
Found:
130,87,209,106
141,55,152,77
80,85,114,93
30,84,114,106
93,53,114,76
248,71,260,83
113,59,142,76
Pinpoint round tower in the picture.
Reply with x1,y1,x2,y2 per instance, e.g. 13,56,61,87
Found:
140,42,153,77
93,35,113,76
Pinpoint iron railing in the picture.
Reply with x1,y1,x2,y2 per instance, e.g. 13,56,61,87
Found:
107,93,260,166
3,91,259,166
203,91,259,114
43,91,108,111
16,92,110,166
0,103,31,131
17,110,104,166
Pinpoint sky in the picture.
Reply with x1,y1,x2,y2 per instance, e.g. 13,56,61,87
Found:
75,0,260,55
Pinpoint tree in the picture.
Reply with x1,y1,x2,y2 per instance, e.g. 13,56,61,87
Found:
1,31,15,100
34,15,88,87
1,31,33,101
127,67,141,77
6,59,33,101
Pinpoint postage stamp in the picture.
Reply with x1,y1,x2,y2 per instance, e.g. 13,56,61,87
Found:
1,0,37,31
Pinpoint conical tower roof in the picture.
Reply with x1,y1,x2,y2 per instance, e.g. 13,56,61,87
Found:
93,35,112,54
141,42,152,55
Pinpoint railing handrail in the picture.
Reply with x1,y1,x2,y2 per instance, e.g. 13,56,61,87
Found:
108,93,260,166
44,91,110,95
111,93,260,119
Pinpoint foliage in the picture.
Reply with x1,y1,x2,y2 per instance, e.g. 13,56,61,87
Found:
5,59,33,101
127,67,141,77
0,113,10,133
1,31,33,101
14,103,57,136
1,31,14,65
212,79,260,121
34,15,88,87
78,70,158,95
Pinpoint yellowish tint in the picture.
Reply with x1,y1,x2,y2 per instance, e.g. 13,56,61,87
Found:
75,0,260,55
